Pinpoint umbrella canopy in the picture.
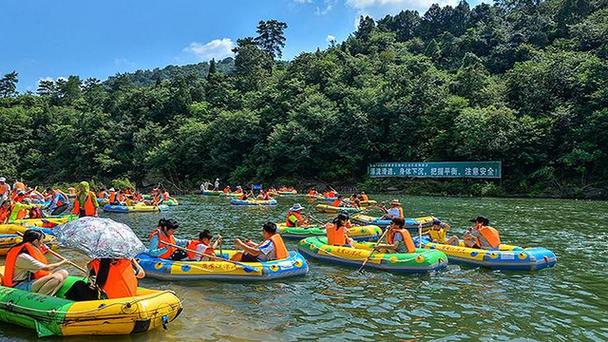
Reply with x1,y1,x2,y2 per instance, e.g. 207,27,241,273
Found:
54,217,145,259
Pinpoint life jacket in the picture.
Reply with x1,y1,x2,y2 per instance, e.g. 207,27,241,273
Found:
108,191,117,203
0,183,9,195
162,192,169,201
89,259,137,299
269,234,289,260
429,227,447,243
97,191,107,199
186,240,214,260
71,191,97,216
149,228,177,259
285,211,304,227
326,223,347,246
478,226,501,249
223,187,230,194
3,243,49,287
152,193,161,205
387,229,416,253
14,202,28,220
331,199,341,207
0,206,9,223
14,182,25,192
360,194,369,201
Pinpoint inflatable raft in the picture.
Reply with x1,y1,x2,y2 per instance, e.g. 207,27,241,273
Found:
103,203,166,213
277,190,298,196
415,237,557,271
351,214,437,231
315,204,361,214
276,223,382,241
0,225,57,255
163,198,179,206
0,275,182,337
230,198,277,206
9,215,78,227
137,250,308,281
201,190,223,196
96,198,108,205
298,237,448,273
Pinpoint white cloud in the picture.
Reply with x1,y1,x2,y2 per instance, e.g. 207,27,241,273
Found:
315,0,336,15
184,38,235,61
326,34,337,43
346,0,458,12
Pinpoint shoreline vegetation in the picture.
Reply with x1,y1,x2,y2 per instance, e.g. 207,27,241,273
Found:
1,1,607,200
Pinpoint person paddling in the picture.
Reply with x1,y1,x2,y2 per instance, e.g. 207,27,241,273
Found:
186,230,222,261
231,222,289,262
285,203,308,227
375,218,417,253
148,219,190,260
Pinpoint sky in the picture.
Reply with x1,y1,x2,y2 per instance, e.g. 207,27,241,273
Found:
1,0,481,92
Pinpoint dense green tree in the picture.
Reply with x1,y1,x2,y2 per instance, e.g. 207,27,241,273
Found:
255,20,288,59
0,71,19,98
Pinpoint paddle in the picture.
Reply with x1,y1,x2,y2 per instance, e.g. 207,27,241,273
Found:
357,225,391,272
162,242,259,272
16,231,88,274
308,213,329,226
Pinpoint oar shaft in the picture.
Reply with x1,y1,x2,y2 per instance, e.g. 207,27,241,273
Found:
358,226,390,272
162,242,258,270
15,231,87,274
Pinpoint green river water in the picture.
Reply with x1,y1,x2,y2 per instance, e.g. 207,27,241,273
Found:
1,194,607,341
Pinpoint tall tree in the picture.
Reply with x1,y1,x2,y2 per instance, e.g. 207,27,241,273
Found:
207,58,217,81
254,20,288,59
0,71,18,98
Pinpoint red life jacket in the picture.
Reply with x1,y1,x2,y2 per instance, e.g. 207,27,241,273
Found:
148,228,177,259
387,229,416,253
3,243,49,287
88,259,138,299
331,199,341,207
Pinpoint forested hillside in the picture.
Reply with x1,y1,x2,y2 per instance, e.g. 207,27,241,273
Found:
1,0,607,197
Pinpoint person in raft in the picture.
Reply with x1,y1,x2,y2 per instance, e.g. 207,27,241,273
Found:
87,258,145,299
186,230,222,261
71,181,98,217
326,213,354,247
376,218,417,254
331,195,345,207
231,222,289,262
381,199,404,220
285,203,308,227
446,216,501,250
148,218,189,260
3,229,69,295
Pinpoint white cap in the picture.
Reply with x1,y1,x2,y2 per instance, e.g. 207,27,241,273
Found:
0,177,5,182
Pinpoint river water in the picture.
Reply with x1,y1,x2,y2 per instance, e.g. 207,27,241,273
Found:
1,195,607,341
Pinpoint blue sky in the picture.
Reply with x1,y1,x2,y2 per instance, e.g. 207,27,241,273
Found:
1,0,481,92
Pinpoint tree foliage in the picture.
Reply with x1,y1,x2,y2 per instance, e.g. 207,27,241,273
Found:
1,1,607,195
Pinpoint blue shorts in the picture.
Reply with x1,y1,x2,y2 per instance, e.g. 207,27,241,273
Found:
14,280,34,291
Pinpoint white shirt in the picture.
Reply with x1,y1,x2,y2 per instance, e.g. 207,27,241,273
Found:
14,253,46,282
257,240,275,261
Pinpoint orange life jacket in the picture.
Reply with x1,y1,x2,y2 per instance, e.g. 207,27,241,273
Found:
0,183,9,195
326,223,347,246
331,199,341,207
88,259,138,299
108,191,117,203
269,234,289,260
360,194,369,201
387,229,416,253
14,202,28,220
0,206,9,223
162,192,169,201
285,211,304,227
149,228,177,259
223,187,230,193
3,242,49,287
71,191,97,216
186,240,214,259
97,191,106,199
478,226,501,249
14,182,25,192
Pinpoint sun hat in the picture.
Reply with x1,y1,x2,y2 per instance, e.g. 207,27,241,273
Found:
289,203,305,211
391,199,400,205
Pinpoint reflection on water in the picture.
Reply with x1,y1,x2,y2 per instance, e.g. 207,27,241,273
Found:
1,195,607,341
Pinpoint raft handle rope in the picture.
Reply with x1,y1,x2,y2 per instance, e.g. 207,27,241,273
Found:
0,290,182,317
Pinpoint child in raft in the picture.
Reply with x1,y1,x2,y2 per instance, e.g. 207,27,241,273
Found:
231,222,289,262
186,230,223,261
148,219,190,260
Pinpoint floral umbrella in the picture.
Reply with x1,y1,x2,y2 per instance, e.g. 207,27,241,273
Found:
54,217,145,259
